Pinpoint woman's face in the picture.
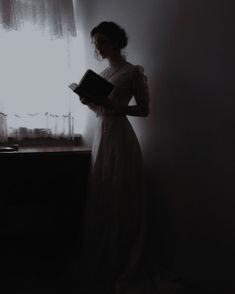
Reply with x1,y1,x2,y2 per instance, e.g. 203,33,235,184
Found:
92,33,116,59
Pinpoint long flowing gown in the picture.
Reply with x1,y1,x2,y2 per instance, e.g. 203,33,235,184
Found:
79,61,150,293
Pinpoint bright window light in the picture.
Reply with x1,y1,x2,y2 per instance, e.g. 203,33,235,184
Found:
0,21,87,140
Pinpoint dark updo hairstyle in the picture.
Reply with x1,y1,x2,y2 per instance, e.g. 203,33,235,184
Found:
90,21,128,51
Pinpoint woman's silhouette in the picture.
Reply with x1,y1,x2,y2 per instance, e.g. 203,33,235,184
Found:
79,21,150,293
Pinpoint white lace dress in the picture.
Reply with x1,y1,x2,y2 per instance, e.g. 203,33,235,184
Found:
80,61,150,293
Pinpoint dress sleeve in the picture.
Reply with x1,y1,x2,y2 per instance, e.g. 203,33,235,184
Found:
132,65,150,105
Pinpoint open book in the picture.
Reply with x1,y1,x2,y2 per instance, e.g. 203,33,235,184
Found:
69,69,114,102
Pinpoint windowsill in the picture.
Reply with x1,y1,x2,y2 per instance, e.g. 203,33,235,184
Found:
0,135,91,154
0,145,91,155
2,135,82,147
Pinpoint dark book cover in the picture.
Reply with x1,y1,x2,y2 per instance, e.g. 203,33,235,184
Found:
70,69,114,101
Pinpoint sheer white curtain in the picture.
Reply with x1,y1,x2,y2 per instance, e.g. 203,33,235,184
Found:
0,0,86,142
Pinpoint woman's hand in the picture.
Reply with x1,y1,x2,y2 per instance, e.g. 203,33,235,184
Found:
80,97,92,105
68,83,78,91
97,98,115,109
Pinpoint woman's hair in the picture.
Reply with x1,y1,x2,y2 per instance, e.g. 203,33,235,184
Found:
90,21,128,51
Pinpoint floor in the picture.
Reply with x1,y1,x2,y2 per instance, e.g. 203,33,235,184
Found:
0,254,191,294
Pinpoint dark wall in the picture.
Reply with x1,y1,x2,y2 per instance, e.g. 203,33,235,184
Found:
145,3,235,292
76,0,235,292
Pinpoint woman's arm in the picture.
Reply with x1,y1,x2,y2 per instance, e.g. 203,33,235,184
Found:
99,99,149,117
81,92,149,117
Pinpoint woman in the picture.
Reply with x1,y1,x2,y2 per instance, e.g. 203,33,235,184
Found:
79,21,150,294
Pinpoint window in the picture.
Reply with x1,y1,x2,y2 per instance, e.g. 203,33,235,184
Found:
0,0,87,144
